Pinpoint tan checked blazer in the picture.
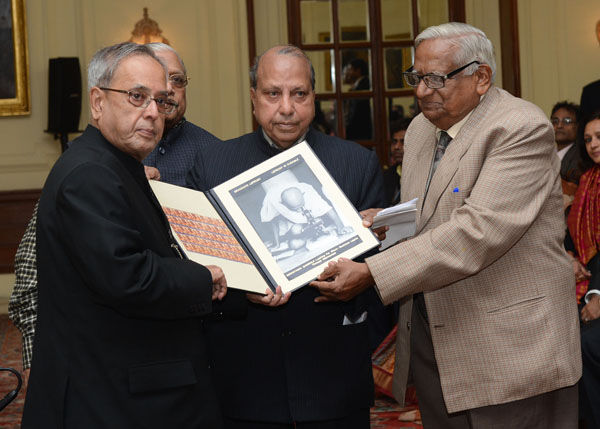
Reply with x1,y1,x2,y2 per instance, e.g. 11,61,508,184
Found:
366,87,581,413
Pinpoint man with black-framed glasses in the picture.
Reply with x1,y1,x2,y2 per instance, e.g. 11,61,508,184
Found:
21,42,227,428
312,22,580,428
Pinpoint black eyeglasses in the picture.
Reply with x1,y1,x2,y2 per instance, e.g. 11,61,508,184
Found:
99,87,178,114
550,117,576,126
169,74,190,89
402,60,480,89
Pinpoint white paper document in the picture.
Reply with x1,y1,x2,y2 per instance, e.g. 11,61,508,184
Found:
371,198,418,250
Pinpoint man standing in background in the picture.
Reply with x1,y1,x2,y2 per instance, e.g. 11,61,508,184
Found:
142,43,220,185
550,101,582,208
383,117,412,206
343,58,373,141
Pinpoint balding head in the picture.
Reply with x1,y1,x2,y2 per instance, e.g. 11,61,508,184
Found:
250,45,315,90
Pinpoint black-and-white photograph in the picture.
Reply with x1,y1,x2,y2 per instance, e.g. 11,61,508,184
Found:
230,155,360,278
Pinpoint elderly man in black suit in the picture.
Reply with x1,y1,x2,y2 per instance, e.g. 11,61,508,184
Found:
22,42,227,428
187,44,385,429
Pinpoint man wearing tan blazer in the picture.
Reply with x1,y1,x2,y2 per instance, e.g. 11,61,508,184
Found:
312,23,581,428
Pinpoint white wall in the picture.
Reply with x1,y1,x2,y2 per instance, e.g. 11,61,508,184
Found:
465,0,503,89
518,0,600,115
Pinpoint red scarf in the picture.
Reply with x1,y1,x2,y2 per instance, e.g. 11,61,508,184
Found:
567,165,600,302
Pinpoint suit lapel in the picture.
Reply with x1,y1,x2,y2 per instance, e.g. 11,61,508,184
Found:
412,127,437,222
417,88,500,233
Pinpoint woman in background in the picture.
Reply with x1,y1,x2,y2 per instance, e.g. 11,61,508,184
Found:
565,111,600,429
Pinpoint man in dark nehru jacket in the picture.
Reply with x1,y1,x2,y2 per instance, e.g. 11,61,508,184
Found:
9,43,220,384
187,44,385,428
143,42,220,185
22,42,227,428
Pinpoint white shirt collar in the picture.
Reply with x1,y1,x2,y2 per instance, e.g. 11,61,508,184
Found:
557,143,573,160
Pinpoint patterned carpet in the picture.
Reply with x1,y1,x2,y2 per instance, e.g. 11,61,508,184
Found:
0,315,421,428
0,316,23,429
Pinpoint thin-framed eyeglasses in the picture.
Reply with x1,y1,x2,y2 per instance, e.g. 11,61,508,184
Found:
169,74,190,89
98,87,178,114
550,117,576,126
402,60,480,89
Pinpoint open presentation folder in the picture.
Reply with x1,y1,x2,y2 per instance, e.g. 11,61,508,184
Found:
149,142,380,295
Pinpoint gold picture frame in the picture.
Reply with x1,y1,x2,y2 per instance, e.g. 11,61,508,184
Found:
0,0,30,116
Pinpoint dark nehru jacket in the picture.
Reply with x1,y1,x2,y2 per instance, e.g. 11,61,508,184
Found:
23,125,222,428
143,118,221,186
187,127,385,423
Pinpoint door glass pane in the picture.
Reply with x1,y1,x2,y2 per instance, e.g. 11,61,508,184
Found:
313,99,337,136
417,0,449,33
381,0,413,41
344,97,373,141
305,50,335,94
386,96,416,168
384,47,413,90
338,0,369,42
387,96,418,127
301,0,333,44
341,49,371,93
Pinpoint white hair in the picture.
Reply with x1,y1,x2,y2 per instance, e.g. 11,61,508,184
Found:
146,43,187,76
415,22,496,83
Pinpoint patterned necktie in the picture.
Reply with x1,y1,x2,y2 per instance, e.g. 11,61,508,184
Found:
432,131,452,174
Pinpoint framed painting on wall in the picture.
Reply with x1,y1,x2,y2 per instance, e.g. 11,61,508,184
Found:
0,0,30,116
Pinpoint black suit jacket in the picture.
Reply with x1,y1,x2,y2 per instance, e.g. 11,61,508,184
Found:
560,143,582,184
23,126,222,428
383,164,401,206
187,127,385,423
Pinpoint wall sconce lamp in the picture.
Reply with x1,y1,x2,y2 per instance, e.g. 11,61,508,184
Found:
129,8,169,45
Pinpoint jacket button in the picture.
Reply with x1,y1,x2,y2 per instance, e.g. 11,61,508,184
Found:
406,321,411,330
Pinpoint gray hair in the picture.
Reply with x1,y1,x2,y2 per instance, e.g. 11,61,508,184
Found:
415,22,496,83
146,42,187,76
87,42,165,92
250,44,315,90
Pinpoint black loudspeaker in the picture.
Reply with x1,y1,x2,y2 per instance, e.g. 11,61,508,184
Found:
47,57,82,135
